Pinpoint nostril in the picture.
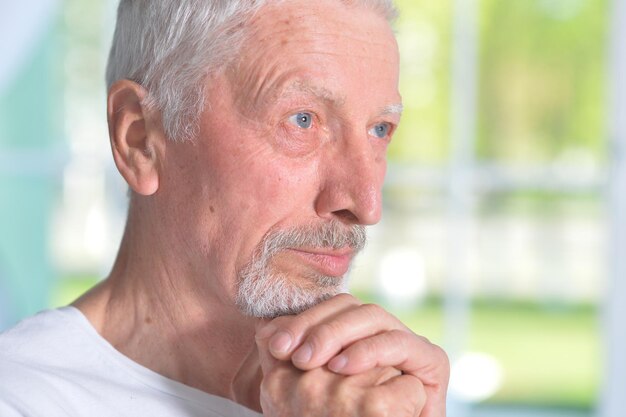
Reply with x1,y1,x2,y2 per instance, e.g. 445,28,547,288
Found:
332,209,359,224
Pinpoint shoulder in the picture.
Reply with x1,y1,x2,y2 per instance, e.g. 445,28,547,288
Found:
0,308,89,412
0,309,265,417
0,308,80,365
0,358,55,416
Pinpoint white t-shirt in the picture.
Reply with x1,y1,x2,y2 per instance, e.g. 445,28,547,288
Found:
0,307,263,417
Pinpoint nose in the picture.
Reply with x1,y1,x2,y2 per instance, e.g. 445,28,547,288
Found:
314,136,386,226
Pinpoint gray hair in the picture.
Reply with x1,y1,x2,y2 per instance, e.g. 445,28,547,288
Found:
105,0,397,142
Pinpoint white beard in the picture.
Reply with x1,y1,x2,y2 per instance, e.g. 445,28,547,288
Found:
235,221,365,318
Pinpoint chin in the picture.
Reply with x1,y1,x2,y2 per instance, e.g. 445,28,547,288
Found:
235,270,348,318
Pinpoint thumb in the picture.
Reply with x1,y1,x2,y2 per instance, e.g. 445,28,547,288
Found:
255,319,279,375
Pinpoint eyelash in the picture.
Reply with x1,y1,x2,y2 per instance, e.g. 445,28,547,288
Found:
283,111,396,142
288,111,316,129
370,122,393,139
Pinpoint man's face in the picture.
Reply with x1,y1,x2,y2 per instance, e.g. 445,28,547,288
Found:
161,0,401,317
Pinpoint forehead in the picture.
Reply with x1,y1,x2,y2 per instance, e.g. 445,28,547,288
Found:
245,0,398,64
249,0,391,38
228,0,400,112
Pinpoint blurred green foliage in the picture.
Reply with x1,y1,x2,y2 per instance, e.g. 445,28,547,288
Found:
391,0,452,163
468,300,599,409
479,0,609,163
391,0,609,164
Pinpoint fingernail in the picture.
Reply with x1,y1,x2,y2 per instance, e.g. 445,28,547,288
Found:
328,354,348,372
269,331,292,354
292,343,313,364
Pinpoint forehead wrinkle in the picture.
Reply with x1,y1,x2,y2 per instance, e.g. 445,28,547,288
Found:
253,1,394,47
230,56,293,116
257,28,398,64
231,2,399,119
283,80,346,109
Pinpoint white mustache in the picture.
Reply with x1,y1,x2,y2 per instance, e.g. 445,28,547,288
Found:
259,220,367,258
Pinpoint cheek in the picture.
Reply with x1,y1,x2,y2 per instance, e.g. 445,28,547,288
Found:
237,156,318,213
217,157,320,269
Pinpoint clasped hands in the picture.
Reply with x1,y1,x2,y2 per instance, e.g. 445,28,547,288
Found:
255,294,449,417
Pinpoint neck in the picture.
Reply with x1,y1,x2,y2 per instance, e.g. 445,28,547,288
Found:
72,204,263,411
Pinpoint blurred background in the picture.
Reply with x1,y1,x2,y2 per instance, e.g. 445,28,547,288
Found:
0,0,624,416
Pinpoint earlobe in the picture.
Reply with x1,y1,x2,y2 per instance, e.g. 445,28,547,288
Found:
107,80,162,196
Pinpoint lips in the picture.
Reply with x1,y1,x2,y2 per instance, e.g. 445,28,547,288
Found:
285,247,354,277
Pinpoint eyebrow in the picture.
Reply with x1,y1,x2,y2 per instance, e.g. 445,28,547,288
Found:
285,80,346,108
282,80,403,116
381,103,404,116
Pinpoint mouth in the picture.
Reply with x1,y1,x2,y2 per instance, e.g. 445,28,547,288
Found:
285,247,355,277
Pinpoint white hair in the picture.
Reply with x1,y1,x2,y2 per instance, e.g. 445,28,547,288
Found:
105,0,397,142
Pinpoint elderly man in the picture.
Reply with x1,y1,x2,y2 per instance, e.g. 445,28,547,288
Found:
0,0,449,416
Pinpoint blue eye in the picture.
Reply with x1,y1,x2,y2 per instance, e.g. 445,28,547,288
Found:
369,122,391,139
288,112,313,129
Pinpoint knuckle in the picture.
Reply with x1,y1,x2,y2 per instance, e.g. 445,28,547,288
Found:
334,383,361,413
419,338,450,374
296,371,324,400
363,390,417,417
361,392,393,417
389,328,410,343
434,344,451,383
415,332,433,345
359,303,386,320
351,336,379,360
336,378,356,399
307,322,342,351
435,344,450,367
388,328,413,351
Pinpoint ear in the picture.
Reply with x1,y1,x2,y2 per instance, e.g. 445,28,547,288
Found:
107,80,164,196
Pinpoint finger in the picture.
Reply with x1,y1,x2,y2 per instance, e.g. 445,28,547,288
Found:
347,365,402,387
259,293,362,360
327,330,449,417
290,303,409,370
369,374,427,417
254,320,280,375
326,330,434,376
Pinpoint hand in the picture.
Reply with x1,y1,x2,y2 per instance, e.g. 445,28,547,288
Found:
255,294,449,417
256,324,427,417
